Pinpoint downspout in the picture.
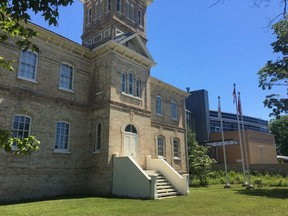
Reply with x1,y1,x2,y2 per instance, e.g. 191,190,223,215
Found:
184,99,189,176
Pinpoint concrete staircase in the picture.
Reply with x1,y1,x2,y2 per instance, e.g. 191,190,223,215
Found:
145,170,180,199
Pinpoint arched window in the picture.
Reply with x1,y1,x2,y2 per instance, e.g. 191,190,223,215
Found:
173,138,180,158
55,121,70,152
136,79,141,97
156,95,163,115
157,136,165,157
138,10,142,26
59,63,74,91
128,72,134,95
11,114,32,150
95,123,101,151
121,73,126,92
125,124,137,134
87,8,92,24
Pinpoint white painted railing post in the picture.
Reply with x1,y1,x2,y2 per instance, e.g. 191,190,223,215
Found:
183,174,190,195
150,175,158,199
146,155,151,170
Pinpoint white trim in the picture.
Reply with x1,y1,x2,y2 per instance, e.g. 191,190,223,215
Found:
17,76,38,84
58,87,75,93
121,92,142,101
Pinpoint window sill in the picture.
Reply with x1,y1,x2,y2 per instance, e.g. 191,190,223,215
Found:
17,76,38,84
121,92,142,101
54,150,71,154
156,113,164,117
93,150,101,154
171,118,178,121
58,87,75,94
174,157,181,161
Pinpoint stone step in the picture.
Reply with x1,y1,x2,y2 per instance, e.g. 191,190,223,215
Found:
157,188,177,193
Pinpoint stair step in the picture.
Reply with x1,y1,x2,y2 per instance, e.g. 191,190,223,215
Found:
157,188,177,193
144,169,180,199
158,191,179,198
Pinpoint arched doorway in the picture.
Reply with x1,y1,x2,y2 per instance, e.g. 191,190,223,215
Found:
124,124,138,161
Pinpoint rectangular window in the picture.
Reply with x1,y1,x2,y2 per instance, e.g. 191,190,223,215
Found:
128,73,133,95
55,122,70,151
117,0,121,12
173,139,180,158
87,8,92,24
130,3,134,20
121,73,126,92
171,101,177,120
18,50,38,81
156,96,163,115
126,0,130,18
59,63,74,91
157,137,164,157
12,114,31,150
107,0,111,11
95,123,101,152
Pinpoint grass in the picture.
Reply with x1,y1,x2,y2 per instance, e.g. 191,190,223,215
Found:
1,185,288,216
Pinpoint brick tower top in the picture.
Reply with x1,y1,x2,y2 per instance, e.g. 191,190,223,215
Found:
80,0,152,49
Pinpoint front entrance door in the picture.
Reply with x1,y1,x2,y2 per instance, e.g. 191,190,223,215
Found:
123,124,138,161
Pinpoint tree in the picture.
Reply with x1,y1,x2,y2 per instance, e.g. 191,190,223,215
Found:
269,115,288,156
0,0,74,71
0,130,40,155
188,130,215,186
258,18,288,117
0,1,73,154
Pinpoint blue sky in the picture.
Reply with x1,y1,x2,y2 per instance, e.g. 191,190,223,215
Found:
30,0,286,120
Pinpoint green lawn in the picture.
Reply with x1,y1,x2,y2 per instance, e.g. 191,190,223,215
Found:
1,185,288,216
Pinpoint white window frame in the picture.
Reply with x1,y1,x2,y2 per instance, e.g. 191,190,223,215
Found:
173,138,180,159
59,62,74,92
156,95,163,116
11,114,32,150
18,50,38,83
94,123,102,153
54,121,70,153
171,101,177,120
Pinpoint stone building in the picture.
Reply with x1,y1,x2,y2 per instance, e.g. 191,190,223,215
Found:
0,0,189,202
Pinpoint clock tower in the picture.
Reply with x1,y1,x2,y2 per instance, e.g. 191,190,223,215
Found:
81,0,152,48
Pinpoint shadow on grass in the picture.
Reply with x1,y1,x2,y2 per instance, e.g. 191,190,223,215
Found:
237,188,288,199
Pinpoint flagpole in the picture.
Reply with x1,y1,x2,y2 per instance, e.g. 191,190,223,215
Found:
233,84,247,186
218,96,230,188
238,92,253,189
